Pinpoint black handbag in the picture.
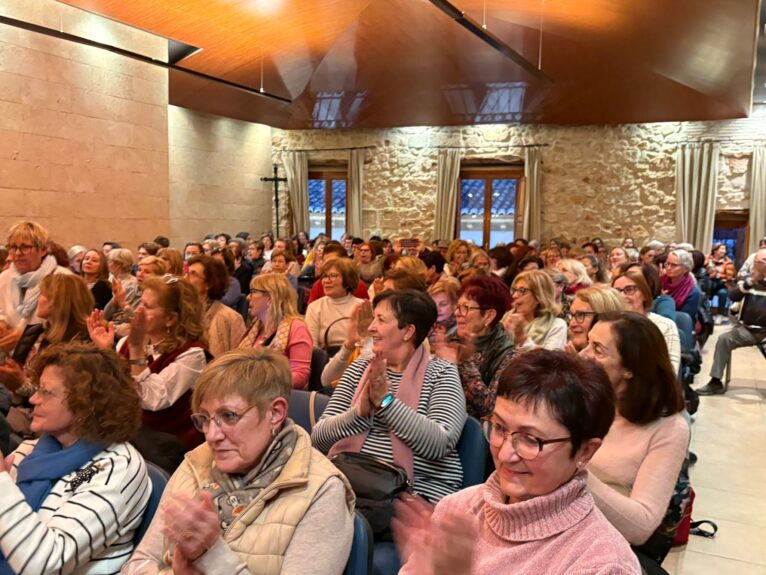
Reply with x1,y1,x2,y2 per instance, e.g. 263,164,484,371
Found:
330,451,411,539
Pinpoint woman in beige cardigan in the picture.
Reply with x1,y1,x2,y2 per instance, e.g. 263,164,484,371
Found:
122,348,355,575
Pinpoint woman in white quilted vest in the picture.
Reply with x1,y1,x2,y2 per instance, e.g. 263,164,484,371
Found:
123,348,355,575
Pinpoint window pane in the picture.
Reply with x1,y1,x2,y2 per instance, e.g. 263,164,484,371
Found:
489,179,517,247
308,179,327,239
331,179,346,240
459,179,485,246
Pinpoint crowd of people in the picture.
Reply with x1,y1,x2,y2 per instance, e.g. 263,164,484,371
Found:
0,218,764,575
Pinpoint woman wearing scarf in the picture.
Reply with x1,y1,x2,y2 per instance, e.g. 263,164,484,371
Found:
661,249,701,317
313,289,466,503
123,348,354,575
503,270,568,352
0,221,72,352
239,273,312,389
0,343,149,575
432,275,516,419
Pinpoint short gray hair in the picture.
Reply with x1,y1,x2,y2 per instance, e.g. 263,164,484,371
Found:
107,248,134,274
676,242,694,252
671,249,693,271
646,240,665,251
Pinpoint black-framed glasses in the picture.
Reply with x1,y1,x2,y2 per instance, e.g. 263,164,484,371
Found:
613,285,639,296
8,244,36,254
455,302,483,315
481,418,570,460
568,311,597,324
190,404,259,433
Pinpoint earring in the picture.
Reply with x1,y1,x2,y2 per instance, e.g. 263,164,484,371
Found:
403,336,409,342
271,428,277,438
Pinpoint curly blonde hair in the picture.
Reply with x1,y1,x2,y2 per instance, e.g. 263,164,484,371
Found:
141,276,205,354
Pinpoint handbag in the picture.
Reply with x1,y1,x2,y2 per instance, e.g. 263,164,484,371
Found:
330,451,411,539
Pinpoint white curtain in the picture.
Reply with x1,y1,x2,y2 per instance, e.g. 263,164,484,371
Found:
749,145,766,254
522,147,542,240
347,149,364,237
434,149,461,240
675,142,720,250
282,151,309,236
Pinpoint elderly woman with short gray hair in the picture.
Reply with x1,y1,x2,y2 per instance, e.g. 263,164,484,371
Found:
660,249,701,317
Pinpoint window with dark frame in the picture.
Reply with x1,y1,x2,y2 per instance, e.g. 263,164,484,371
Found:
308,170,347,240
457,168,524,248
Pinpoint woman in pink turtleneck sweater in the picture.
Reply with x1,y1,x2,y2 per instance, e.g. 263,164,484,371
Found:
395,350,640,575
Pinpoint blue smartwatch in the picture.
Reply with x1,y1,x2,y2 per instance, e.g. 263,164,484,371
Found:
378,394,395,411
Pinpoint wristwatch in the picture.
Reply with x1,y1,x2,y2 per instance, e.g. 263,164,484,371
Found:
377,393,395,411
128,357,148,367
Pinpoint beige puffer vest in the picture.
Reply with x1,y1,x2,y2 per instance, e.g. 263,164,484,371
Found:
162,425,354,575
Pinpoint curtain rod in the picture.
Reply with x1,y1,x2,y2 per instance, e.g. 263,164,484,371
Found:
282,145,377,152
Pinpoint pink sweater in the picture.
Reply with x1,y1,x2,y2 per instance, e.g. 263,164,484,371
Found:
399,472,640,575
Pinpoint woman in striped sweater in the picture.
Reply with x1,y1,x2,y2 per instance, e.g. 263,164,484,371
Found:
312,289,467,504
0,342,150,575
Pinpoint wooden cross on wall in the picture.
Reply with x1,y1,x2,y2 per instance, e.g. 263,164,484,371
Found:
260,164,287,237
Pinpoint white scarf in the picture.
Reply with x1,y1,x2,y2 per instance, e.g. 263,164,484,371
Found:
12,255,59,321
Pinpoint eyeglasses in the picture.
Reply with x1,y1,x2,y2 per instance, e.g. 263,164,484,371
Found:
665,263,681,269
568,311,596,324
190,404,258,433
250,288,269,296
8,244,36,254
321,272,341,281
511,287,531,297
32,386,59,401
613,285,639,296
455,302,483,315
481,418,570,460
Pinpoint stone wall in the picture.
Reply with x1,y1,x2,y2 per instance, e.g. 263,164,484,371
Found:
0,0,170,249
273,108,766,246
168,107,273,247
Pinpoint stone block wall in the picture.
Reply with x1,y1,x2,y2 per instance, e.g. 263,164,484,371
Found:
0,0,170,250
168,106,273,247
273,109,766,246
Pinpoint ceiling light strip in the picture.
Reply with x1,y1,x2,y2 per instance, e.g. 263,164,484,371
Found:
0,14,292,104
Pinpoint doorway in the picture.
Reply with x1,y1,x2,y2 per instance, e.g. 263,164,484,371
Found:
712,211,749,268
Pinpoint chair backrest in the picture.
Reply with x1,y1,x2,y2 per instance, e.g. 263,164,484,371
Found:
309,347,330,391
288,389,330,434
457,416,488,489
674,311,694,354
344,511,373,575
134,461,170,545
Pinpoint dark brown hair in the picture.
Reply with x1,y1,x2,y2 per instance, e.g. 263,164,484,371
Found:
596,311,684,424
188,254,229,301
29,342,142,443
323,257,359,294
497,349,616,457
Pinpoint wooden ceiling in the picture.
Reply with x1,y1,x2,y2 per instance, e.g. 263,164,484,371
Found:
61,0,760,129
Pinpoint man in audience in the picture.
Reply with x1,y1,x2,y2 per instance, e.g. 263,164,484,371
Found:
153,235,170,248
215,232,231,247
101,241,120,255
738,236,766,278
0,221,72,350
698,248,766,395
184,242,203,261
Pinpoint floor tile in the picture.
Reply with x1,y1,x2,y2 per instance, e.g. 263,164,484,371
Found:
676,550,766,575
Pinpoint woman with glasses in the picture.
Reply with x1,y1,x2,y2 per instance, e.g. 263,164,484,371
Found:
87,276,207,450
240,274,313,390
660,249,701,317
0,343,150,575
124,348,355,575
432,275,514,419
186,255,246,358
612,268,681,373
394,349,639,575
313,289,466,504
582,312,688,563
305,257,364,356
444,239,471,277
356,241,383,284
566,286,627,352
503,270,568,351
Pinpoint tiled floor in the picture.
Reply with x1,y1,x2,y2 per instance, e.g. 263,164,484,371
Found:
661,325,766,574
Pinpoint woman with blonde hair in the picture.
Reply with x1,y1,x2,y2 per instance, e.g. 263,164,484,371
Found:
0,274,94,400
394,255,428,281
88,275,208,449
157,247,184,276
240,273,313,389
445,239,470,277
503,270,567,350
555,258,592,295
567,285,627,352
428,279,459,344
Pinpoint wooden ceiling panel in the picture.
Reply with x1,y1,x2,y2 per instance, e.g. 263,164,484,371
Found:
61,0,760,128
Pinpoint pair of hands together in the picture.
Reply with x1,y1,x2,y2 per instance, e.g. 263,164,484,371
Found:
86,307,149,352
162,491,220,575
357,352,391,418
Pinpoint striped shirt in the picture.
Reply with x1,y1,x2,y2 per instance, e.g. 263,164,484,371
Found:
0,441,150,575
312,356,466,502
